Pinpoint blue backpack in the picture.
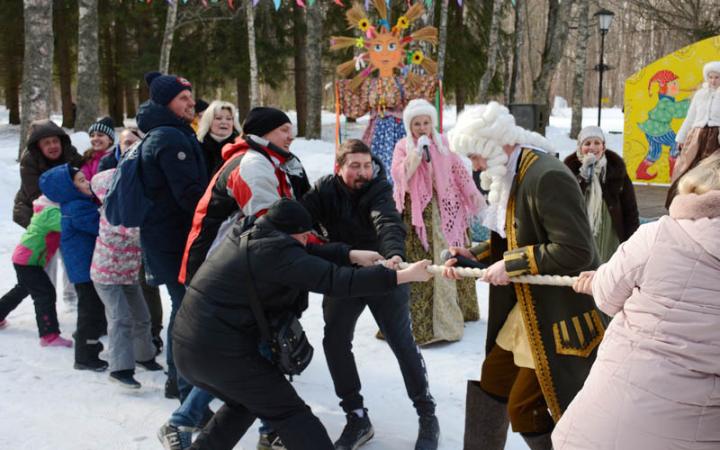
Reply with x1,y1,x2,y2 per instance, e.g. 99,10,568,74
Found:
104,139,152,228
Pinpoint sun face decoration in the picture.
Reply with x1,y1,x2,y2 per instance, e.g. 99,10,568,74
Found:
330,0,438,90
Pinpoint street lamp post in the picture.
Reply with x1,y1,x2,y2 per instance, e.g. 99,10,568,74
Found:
594,8,614,126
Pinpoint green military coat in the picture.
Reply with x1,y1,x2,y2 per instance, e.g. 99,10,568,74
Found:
471,148,603,422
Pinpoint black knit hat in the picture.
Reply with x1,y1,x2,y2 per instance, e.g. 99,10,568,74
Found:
67,165,81,180
194,99,209,114
242,107,291,138
88,116,115,142
264,198,313,235
144,71,193,106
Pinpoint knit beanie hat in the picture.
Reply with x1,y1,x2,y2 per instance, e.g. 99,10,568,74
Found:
144,71,193,106
88,116,115,142
577,126,605,145
264,198,313,234
195,99,210,114
703,61,720,80
402,99,447,154
242,107,291,138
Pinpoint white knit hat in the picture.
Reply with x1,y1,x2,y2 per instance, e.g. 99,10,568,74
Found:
402,99,447,154
577,126,605,145
703,61,720,80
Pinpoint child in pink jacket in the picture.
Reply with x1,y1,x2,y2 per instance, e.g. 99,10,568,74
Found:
90,169,161,389
553,154,720,450
81,117,115,181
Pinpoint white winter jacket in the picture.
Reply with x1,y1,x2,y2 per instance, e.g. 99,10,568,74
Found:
676,83,720,143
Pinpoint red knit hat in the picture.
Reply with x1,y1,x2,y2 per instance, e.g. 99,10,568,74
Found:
648,70,679,96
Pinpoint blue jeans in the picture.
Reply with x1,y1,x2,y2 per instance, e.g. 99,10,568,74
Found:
170,386,215,428
645,131,679,161
165,280,192,400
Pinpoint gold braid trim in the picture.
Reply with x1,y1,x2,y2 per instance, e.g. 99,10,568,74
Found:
507,149,563,422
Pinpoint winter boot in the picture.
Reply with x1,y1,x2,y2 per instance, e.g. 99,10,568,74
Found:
522,432,553,450
463,380,509,450
334,409,374,450
669,156,677,179
40,333,73,348
635,159,657,180
257,430,287,450
415,414,440,450
74,341,108,371
136,358,164,371
110,370,142,389
158,422,193,450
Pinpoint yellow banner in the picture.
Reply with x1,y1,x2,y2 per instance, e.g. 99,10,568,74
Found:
623,35,720,185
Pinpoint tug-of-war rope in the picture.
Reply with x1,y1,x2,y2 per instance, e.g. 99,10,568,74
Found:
392,261,578,287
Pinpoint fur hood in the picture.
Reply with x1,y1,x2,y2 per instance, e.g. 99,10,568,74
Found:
669,190,720,258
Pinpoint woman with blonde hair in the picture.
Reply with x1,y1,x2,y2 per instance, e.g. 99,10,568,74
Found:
553,153,720,450
196,100,242,178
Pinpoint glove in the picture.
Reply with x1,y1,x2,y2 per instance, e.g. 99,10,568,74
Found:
579,153,597,181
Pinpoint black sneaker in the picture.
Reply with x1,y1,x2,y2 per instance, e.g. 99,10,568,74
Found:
334,410,374,450
157,422,192,450
136,358,164,371
74,358,109,372
414,414,440,450
110,370,141,389
257,430,286,450
164,376,179,399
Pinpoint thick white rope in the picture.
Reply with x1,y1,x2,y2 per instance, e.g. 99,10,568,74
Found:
395,261,578,287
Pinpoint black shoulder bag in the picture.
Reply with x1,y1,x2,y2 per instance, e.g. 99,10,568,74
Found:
239,233,313,379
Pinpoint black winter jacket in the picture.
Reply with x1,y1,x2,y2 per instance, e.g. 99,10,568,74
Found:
200,130,239,179
302,156,406,260
136,100,209,285
172,218,397,354
13,120,83,228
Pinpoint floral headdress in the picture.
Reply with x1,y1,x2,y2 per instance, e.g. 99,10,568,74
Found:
330,0,438,90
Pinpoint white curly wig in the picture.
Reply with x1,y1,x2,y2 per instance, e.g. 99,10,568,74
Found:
449,102,555,204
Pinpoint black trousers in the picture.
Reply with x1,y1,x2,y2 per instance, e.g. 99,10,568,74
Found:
322,285,435,416
140,263,163,338
74,282,107,363
0,264,59,337
174,339,334,450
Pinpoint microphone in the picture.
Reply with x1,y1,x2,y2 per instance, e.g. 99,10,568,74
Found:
440,249,489,270
417,135,431,163
580,153,597,181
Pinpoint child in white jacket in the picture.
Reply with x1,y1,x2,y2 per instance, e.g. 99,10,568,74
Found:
90,169,162,388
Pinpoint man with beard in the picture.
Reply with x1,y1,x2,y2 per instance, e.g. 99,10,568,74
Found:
443,103,602,450
302,139,440,450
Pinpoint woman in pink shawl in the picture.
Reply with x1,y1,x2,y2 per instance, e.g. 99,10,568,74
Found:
392,99,485,345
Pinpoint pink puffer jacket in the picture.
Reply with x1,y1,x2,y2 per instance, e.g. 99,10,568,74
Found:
89,169,142,285
553,190,720,450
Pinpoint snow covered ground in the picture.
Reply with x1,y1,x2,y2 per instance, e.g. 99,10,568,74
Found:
0,105,624,450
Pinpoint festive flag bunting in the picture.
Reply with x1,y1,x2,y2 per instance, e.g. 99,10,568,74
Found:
273,0,280,9
296,0,306,6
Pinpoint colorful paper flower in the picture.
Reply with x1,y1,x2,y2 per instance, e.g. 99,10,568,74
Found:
358,18,370,32
411,50,425,65
355,37,366,48
396,15,409,30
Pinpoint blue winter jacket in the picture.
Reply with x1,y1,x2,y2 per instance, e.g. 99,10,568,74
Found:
136,100,208,285
39,164,99,284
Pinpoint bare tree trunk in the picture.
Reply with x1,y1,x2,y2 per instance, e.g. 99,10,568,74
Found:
478,0,503,102
531,0,571,106
19,0,54,159
293,1,307,137
5,64,21,125
508,0,524,104
570,0,589,139
75,0,100,132
54,0,75,128
305,1,323,139
158,0,177,73
436,0,450,81
246,0,259,108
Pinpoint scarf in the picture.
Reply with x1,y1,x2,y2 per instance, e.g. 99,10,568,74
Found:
577,151,608,237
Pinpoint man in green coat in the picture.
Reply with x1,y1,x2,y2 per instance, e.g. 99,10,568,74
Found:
446,102,602,450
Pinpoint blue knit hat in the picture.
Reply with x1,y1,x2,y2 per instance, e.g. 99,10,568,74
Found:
88,116,115,142
144,71,193,106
